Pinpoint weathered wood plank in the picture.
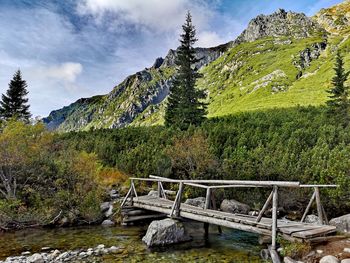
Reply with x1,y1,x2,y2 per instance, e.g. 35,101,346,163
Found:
123,214,166,223
291,226,336,239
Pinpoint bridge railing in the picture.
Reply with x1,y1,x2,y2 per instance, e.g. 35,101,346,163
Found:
121,175,337,250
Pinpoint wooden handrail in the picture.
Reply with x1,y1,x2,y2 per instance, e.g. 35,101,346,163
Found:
132,175,301,187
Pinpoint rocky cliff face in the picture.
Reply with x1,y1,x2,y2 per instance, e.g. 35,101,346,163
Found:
314,0,350,34
235,9,325,44
44,44,229,131
44,2,350,132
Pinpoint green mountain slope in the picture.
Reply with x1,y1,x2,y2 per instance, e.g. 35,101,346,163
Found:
44,1,350,131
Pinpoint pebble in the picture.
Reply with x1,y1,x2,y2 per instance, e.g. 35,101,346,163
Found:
341,259,350,263
109,246,119,253
0,244,124,263
317,250,324,254
344,248,350,253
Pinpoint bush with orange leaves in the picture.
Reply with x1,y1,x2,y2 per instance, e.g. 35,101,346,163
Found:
165,131,220,181
97,167,128,188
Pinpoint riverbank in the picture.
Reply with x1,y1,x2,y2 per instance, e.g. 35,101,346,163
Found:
0,225,263,262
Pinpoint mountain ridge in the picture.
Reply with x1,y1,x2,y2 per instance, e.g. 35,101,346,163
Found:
44,1,350,131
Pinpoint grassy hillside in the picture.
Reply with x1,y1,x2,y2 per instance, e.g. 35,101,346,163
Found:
204,36,350,116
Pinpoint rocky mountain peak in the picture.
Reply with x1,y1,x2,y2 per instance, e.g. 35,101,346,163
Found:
314,0,350,34
234,9,324,44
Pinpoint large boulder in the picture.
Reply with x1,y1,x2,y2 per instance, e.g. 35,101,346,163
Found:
220,199,250,214
184,197,206,209
142,218,191,247
330,214,350,233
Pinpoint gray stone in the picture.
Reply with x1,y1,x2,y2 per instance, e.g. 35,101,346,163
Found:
220,199,250,214
97,244,105,249
56,251,69,260
148,190,159,197
341,259,350,263
184,197,206,209
258,235,272,245
284,257,297,263
305,214,320,224
102,219,115,226
109,246,119,253
27,253,44,263
100,202,110,212
50,250,60,259
142,218,191,247
109,189,119,199
344,248,350,253
330,214,350,233
21,251,31,256
320,255,339,263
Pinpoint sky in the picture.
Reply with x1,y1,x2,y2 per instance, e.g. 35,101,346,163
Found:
0,0,343,117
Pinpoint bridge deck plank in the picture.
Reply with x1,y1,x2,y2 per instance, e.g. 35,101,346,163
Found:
131,196,336,240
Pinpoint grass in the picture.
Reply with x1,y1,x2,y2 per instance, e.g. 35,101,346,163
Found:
192,34,350,119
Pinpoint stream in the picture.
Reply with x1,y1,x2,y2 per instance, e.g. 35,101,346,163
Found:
0,225,264,262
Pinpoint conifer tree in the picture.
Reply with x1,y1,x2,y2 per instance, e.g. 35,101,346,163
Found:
0,70,31,121
327,51,350,117
165,12,206,130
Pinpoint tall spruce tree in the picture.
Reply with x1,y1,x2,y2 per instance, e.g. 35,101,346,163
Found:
327,51,350,117
165,12,206,130
0,70,31,121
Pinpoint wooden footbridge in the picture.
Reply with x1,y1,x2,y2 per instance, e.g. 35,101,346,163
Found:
121,175,337,259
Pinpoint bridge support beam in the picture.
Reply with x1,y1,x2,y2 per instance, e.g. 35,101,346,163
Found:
271,185,278,250
314,187,324,225
204,188,211,237
170,182,184,218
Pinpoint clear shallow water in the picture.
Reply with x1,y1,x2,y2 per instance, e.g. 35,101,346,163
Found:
0,225,263,262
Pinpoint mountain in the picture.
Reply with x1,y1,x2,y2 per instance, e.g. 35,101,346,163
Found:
44,1,350,132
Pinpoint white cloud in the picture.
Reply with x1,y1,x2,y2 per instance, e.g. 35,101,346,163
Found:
39,62,83,82
77,0,216,32
197,31,227,47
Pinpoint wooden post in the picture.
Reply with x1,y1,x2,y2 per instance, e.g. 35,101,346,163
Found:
256,190,274,223
301,191,316,222
205,188,211,210
322,205,329,225
175,182,184,217
157,181,161,198
314,187,324,225
210,192,222,234
170,182,184,218
159,182,167,199
121,186,132,208
204,188,211,237
271,185,278,250
130,180,135,205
